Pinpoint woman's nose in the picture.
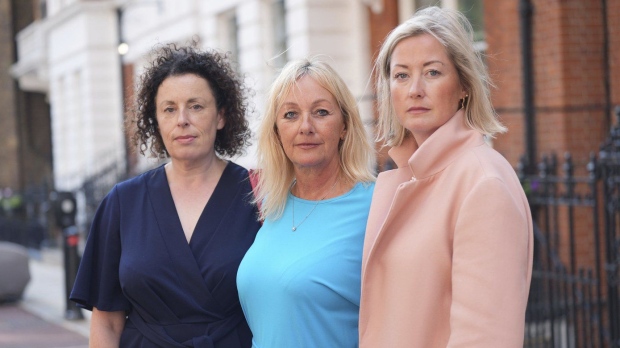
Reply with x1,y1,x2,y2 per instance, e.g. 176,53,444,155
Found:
299,114,314,134
177,108,190,126
408,78,424,98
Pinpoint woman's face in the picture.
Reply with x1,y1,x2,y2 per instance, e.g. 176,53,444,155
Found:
275,75,346,173
389,34,466,145
155,74,225,162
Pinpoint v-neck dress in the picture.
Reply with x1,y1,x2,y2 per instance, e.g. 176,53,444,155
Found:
70,162,261,347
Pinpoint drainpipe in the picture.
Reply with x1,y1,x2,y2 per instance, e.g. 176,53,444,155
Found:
519,0,536,174
601,0,611,128
116,7,130,176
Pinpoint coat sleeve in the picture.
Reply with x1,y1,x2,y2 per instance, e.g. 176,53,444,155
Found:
447,177,531,347
70,185,131,312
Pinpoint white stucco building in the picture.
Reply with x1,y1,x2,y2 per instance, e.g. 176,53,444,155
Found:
11,0,480,193
12,0,383,191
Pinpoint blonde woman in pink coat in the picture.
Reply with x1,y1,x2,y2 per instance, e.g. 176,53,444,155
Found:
359,6,533,348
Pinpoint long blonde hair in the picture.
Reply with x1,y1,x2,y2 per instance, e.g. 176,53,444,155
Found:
255,57,375,220
375,6,506,147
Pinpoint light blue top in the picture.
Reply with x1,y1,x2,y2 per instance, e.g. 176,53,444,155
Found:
237,182,375,348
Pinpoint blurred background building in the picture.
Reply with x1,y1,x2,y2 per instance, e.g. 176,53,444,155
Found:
8,0,381,187
2,0,620,346
4,0,618,192
5,0,384,238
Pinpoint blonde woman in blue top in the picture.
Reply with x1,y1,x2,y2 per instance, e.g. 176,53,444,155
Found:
236,57,375,348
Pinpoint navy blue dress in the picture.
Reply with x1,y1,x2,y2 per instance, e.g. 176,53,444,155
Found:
70,162,261,347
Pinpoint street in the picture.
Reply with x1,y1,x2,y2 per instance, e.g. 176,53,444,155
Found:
0,248,90,347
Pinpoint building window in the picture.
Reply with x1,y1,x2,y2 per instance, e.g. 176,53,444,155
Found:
415,0,437,10
457,0,485,43
400,0,486,51
398,0,438,21
271,0,287,69
37,0,47,19
218,10,239,65
228,13,239,62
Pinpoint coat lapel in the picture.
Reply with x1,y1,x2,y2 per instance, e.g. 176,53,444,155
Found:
363,111,485,277
407,110,484,180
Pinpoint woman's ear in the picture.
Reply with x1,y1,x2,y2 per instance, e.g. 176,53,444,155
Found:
217,109,226,130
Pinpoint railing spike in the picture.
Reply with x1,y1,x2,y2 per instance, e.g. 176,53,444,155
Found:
563,152,573,178
538,154,548,178
587,152,597,179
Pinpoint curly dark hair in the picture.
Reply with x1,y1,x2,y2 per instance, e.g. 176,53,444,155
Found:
128,43,252,158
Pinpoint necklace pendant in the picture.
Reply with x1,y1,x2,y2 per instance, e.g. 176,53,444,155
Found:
292,226,297,231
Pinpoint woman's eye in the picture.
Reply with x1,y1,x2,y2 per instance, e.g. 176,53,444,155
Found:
316,109,330,116
191,104,203,110
164,107,175,113
283,111,296,119
394,72,408,79
427,69,441,77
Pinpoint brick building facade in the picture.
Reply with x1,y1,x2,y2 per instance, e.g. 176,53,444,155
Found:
368,0,619,174
366,0,620,274
484,0,619,272
6,0,619,193
486,0,620,172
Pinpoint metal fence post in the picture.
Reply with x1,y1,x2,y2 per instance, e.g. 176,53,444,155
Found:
53,191,83,320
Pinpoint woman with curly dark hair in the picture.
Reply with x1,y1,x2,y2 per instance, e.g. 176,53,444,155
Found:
70,44,261,347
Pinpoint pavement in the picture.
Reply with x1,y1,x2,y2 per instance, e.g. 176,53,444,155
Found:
0,247,91,347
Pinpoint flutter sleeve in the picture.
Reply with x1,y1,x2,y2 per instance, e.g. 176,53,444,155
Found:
70,185,131,312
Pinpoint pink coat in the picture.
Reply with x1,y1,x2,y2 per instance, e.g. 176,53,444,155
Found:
359,110,533,348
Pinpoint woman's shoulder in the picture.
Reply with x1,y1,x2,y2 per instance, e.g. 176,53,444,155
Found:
375,166,414,191
468,145,516,174
224,161,251,180
359,181,376,193
115,164,165,192
449,145,521,189
343,181,376,202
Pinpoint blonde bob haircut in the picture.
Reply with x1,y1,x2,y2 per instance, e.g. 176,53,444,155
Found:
255,57,376,220
375,6,506,147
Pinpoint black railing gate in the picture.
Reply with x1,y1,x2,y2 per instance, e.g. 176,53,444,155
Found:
521,118,620,347
599,122,620,347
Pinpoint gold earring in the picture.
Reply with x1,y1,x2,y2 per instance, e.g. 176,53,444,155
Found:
459,94,469,109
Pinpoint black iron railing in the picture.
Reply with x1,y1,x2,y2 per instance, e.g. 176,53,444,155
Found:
521,113,620,347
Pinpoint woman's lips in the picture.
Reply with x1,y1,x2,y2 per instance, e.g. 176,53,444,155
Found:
407,107,430,113
296,143,319,149
175,135,196,143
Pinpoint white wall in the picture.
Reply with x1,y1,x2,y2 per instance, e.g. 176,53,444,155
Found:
120,0,199,63
121,0,374,169
46,2,124,190
18,0,374,183
285,0,374,147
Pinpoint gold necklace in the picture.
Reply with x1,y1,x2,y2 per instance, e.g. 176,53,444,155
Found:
291,179,338,231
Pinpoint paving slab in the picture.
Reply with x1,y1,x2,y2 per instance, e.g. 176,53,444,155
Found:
0,303,88,348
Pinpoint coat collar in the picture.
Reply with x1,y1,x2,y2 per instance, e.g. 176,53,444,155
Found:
388,109,485,180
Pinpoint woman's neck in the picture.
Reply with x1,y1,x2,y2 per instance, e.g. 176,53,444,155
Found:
166,155,227,188
292,166,348,201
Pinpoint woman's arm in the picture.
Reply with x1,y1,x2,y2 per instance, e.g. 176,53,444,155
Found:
448,177,531,347
89,308,126,348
